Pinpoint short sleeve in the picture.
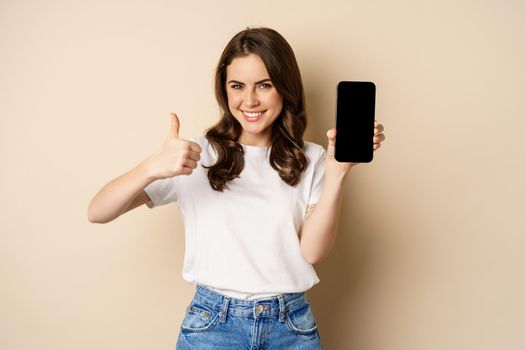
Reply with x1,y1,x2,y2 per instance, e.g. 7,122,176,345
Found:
308,146,326,205
144,176,180,208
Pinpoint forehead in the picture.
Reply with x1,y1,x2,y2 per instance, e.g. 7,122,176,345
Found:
226,53,270,81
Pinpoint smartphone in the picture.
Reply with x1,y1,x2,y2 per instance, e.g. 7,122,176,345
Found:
335,81,376,163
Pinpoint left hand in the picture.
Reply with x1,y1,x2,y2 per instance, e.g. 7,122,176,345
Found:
325,120,386,179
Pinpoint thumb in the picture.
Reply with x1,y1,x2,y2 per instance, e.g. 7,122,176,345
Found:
326,128,336,156
169,112,180,139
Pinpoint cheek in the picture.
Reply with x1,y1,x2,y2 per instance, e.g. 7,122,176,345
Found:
227,92,242,108
272,93,284,112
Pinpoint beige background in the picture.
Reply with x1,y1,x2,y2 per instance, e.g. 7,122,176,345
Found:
1,0,524,349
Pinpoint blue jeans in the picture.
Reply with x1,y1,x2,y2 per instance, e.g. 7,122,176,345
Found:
176,284,322,349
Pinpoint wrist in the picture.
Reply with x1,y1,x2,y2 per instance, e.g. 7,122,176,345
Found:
323,173,347,191
137,155,160,183
325,167,352,184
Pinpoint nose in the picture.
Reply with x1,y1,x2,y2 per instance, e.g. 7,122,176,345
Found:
244,88,260,107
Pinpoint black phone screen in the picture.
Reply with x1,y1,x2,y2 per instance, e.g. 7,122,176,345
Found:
335,81,376,163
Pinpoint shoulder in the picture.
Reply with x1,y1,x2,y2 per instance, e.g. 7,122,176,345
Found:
303,141,326,162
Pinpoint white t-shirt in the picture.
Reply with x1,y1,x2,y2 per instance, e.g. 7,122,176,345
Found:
144,135,326,299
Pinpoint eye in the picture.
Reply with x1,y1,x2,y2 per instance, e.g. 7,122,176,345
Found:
259,83,272,89
230,84,243,90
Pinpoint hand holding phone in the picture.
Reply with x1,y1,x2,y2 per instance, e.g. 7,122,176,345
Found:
335,81,376,163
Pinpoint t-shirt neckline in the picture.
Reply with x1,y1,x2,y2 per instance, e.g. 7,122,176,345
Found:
241,143,271,156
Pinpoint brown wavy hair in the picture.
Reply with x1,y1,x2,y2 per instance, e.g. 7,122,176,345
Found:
204,27,308,192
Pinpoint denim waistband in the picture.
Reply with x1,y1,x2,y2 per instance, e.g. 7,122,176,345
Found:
192,284,309,322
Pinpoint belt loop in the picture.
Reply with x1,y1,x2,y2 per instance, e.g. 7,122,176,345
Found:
219,296,230,323
278,295,286,323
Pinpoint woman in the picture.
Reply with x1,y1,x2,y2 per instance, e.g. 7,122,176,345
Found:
88,27,385,349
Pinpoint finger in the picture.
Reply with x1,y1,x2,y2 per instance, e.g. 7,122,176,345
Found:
178,145,201,162
374,124,384,134
187,150,201,162
178,139,202,154
326,128,336,142
188,141,202,153
169,112,180,139
183,158,198,169
326,128,336,156
179,166,194,176
374,134,386,143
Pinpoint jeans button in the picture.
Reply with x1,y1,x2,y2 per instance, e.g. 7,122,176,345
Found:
256,305,264,313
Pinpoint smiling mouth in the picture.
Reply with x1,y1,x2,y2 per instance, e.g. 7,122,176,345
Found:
241,110,265,123
242,110,265,118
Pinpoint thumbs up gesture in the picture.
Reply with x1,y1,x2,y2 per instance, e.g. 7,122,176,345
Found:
146,113,202,180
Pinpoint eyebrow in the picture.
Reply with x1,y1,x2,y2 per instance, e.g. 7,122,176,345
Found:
227,79,272,85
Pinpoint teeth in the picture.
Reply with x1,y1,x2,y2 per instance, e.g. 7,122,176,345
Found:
243,111,263,118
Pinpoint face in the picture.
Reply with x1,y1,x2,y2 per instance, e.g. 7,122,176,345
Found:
225,53,283,147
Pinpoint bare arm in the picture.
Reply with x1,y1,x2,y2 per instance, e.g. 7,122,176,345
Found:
87,113,201,224
87,160,156,223
299,123,385,264
299,175,346,264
